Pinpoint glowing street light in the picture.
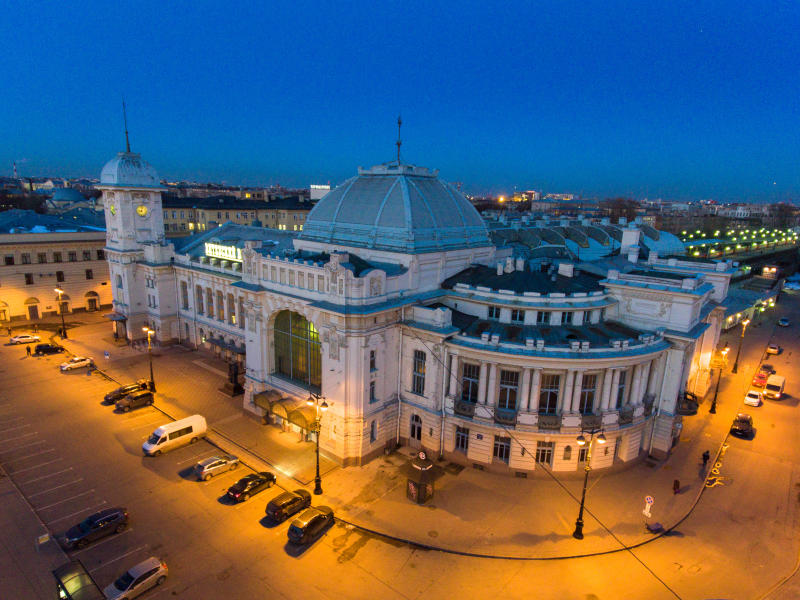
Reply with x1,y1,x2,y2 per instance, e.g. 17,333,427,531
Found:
142,327,156,391
572,428,606,540
307,392,329,495
731,319,750,374
54,288,67,339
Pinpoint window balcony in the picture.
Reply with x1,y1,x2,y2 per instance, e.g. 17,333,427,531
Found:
494,407,518,426
537,414,561,430
454,399,477,418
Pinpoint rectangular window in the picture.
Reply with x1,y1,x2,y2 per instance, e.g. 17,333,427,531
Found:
498,370,519,410
370,421,376,443
270,266,277,281
37,253,47,264
4,255,14,266
511,309,524,323
288,270,295,286
318,275,325,291
68,251,77,262
539,374,560,414
338,279,344,295
85,269,93,280
535,441,554,466
53,252,62,263
56,271,64,282
536,310,547,324
455,426,469,453
488,305,501,320
96,250,104,260
578,374,597,414
21,253,30,264
369,350,376,371
561,311,572,325
24,273,34,285
461,363,480,403
279,268,286,284
369,380,377,403
616,370,627,408
308,274,315,290
298,272,305,288
493,436,511,464
82,250,91,261
578,447,588,463
412,350,426,395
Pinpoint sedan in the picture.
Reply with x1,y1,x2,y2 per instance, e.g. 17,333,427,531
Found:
287,506,334,545
195,454,239,481
752,372,768,387
60,356,94,371
266,489,312,522
226,471,276,502
744,390,762,407
10,334,40,344
730,413,754,439
63,507,128,549
766,344,780,355
104,380,148,404
778,318,790,327
103,556,167,600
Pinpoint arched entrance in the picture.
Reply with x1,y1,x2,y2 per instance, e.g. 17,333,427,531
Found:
273,310,321,391
54,293,70,315
85,291,99,311
24,297,40,321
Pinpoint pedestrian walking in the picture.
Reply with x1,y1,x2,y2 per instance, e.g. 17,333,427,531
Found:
673,479,680,495
26,345,31,357
702,450,710,468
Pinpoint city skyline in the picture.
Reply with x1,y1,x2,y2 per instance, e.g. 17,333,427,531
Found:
2,2,799,202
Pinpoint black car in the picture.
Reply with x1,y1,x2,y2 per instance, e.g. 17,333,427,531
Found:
34,343,65,356
287,506,334,545
63,507,129,549
265,489,312,522
730,413,754,438
226,471,276,502
115,389,154,412
104,380,148,404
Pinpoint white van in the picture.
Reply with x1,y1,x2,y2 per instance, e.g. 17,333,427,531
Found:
142,415,207,456
764,375,786,400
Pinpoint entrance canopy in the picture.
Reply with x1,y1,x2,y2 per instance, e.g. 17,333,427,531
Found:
104,312,127,321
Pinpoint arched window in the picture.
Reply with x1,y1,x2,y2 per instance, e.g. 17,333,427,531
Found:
196,286,204,314
273,310,321,390
116,274,123,288
563,445,572,460
206,289,214,316
216,290,224,321
180,281,189,310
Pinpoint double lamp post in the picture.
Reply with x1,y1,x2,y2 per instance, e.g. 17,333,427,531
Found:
307,392,328,495
54,288,67,339
142,327,156,392
573,427,606,540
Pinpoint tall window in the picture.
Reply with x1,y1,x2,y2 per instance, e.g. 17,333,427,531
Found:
85,269,93,280
369,421,376,443
24,273,33,285
493,436,511,463
68,251,77,262
56,271,64,282
455,426,469,453
96,249,104,260
578,447,588,463
82,250,91,261
180,281,189,310
536,310,548,324
561,311,572,324
206,289,214,317
410,414,422,441
273,310,321,390
412,350,426,395
539,374,560,414
461,363,480,403
535,441,554,466
369,380,377,403
196,286,204,314
498,370,519,410
578,374,597,414
616,370,627,408
369,350,376,371
53,252,62,263
21,253,30,264
116,274,123,289
37,253,47,264
488,305,501,320
216,291,224,320
511,309,524,323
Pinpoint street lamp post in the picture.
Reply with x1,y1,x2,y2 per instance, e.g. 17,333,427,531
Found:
306,392,328,495
710,347,730,414
142,327,156,392
572,428,606,540
731,318,751,374
54,288,67,339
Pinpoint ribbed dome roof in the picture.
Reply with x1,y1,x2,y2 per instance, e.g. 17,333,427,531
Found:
100,152,160,187
299,163,491,254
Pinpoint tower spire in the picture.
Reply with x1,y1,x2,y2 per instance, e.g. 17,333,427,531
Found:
122,99,131,153
396,115,402,163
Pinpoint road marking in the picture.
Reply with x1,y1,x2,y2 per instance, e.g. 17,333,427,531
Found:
11,458,62,473
129,418,165,431
175,451,216,465
49,501,107,525
88,544,148,572
0,431,38,444
39,489,95,511
3,448,56,463
69,528,132,555
28,479,85,498
0,424,31,434
0,439,46,452
20,467,74,485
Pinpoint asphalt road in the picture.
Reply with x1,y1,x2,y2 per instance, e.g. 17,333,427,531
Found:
1,292,800,600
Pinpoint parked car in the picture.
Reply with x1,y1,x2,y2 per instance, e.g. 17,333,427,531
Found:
115,389,154,412
34,343,65,356
752,371,768,387
62,507,128,549
194,454,239,481
226,471,276,502
287,506,334,545
142,415,207,456
778,318,790,327
265,489,312,522
10,334,40,344
766,344,780,355
104,380,149,404
760,364,776,375
730,413,754,438
60,356,94,371
103,556,167,600
744,390,762,407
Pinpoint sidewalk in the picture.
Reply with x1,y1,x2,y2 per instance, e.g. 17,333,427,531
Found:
45,309,793,559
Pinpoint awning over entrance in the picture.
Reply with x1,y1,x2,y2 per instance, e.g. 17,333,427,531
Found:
253,389,281,412
52,561,104,599
206,335,245,354
288,405,316,430
270,396,305,421
104,312,127,322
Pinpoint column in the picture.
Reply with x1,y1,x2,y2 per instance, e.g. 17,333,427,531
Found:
448,354,458,397
486,364,498,407
648,353,666,396
529,368,542,412
600,368,614,411
560,370,575,413
640,360,652,401
478,361,488,404
629,364,643,406
519,368,531,411
571,370,584,412
610,369,621,409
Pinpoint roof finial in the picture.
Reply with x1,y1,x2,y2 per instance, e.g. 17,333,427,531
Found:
122,99,131,153
396,114,402,163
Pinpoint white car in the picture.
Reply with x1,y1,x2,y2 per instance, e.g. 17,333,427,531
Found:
766,344,780,355
10,334,40,344
60,356,94,371
103,556,168,599
744,390,762,407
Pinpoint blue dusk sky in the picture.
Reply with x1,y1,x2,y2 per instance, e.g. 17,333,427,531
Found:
1,1,799,202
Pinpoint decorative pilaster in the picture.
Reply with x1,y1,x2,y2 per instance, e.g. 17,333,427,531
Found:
571,371,584,412
529,368,542,412
486,364,498,407
478,361,488,404
600,368,614,411
519,368,531,411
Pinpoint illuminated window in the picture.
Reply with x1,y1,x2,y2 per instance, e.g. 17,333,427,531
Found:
273,310,321,391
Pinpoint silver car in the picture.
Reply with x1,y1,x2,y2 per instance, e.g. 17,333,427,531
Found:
194,454,239,481
103,556,167,599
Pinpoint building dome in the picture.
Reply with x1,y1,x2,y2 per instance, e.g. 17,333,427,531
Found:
299,162,491,254
100,151,160,187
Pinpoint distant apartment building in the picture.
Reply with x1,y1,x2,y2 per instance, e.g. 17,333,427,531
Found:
310,184,331,201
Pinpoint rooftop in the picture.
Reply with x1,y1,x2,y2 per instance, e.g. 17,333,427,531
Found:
442,264,603,295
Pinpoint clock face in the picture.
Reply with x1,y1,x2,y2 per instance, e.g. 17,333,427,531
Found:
136,205,149,217
109,204,116,215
